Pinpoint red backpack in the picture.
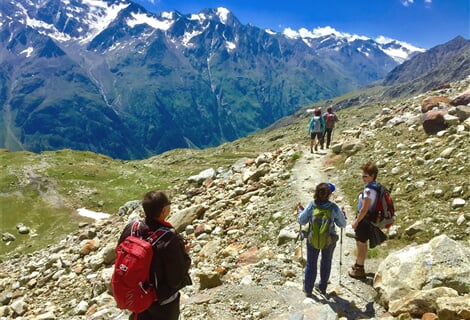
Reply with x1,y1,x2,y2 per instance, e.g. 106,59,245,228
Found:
111,221,169,314
325,113,336,128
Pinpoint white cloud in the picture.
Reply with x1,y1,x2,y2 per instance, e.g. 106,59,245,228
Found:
401,0,432,7
283,27,300,39
284,26,369,42
375,35,395,44
401,0,414,6
424,0,433,8
126,12,173,30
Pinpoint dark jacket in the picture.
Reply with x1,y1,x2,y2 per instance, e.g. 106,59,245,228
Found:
118,218,192,303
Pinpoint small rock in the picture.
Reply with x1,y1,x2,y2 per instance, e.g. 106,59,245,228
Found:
451,198,466,209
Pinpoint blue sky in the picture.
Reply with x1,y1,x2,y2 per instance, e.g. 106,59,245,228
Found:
132,0,469,49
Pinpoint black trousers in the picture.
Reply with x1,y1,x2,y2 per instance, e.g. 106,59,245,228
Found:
131,293,180,320
323,128,334,147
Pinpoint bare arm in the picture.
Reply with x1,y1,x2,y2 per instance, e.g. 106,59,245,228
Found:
352,197,371,230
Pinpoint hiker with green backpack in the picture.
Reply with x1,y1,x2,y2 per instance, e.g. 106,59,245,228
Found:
297,182,346,296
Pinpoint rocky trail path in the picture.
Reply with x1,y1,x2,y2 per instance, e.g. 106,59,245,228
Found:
287,146,388,319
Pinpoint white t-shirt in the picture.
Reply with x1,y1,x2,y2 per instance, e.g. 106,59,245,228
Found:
358,185,378,212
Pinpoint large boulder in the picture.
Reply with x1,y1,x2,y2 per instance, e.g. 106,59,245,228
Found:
421,96,451,113
374,235,470,309
421,111,448,134
450,88,470,106
168,205,206,232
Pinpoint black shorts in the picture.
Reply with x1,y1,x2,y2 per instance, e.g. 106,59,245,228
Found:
354,219,371,243
310,132,322,140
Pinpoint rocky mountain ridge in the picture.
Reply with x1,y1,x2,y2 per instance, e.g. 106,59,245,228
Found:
0,77,469,319
382,36,470,98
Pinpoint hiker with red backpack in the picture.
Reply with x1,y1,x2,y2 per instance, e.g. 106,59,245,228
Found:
297,182,346,297
349,161,393,279
322,106,339,149
112,190,192,320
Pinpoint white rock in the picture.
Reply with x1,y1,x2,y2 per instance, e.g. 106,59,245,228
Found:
451,198,466,208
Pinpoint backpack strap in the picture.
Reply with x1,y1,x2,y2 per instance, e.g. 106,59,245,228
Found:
146,227,170,246
366,181,380,191
130,221,142,237
130,221,170,246
311,203,333,222
364,182,382,218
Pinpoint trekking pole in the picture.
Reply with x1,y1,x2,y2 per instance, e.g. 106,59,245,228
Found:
339,207,346,286
300,224,304,262
339,227,343,286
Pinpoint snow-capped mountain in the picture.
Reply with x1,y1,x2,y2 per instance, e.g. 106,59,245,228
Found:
0,0,461,159
3,0,422,64
282,27,425,64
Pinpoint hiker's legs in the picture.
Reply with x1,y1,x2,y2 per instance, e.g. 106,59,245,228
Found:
349,220,369,278
355,240,367,265
349,241,367,278
353,219,369,266
310,132,314,152
313,132,321,151
325,128,333,148
304,242,320,294
318,239,337,292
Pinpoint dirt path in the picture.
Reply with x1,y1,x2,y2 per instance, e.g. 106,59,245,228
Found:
290,146,388,319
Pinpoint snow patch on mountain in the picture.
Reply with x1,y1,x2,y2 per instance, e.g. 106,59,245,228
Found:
190,13,207,23
181,29,204,47
216,7,230,24
80,1,130,43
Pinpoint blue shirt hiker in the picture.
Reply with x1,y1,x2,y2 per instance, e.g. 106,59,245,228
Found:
297,182,346,296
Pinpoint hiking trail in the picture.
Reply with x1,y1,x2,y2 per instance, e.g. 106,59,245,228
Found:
289,145,388,319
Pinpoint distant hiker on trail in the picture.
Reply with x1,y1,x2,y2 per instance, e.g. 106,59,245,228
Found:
308,108,325,153
349,161,386,279
116,190,192,320
297,182,346,296
322,106,339,148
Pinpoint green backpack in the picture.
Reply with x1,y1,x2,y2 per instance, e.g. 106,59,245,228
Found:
309,205,333,249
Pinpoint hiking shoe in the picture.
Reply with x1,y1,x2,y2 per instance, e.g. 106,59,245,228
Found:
348,264,366,278
305,292,315,299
